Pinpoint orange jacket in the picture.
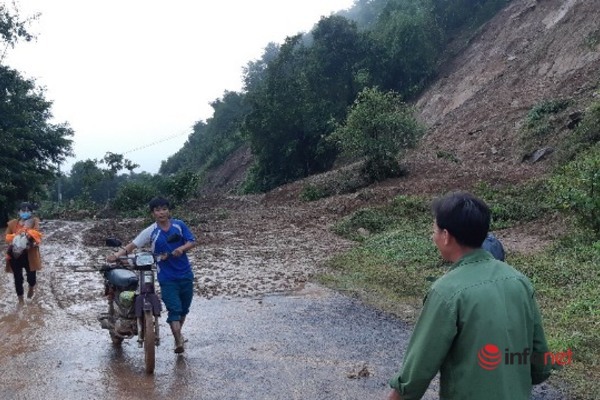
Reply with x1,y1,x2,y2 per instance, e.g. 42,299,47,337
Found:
5,217,43,272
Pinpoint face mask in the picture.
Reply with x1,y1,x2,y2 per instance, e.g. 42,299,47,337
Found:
19,211,32,220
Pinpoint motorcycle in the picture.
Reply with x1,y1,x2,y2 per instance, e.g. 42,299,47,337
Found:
97,238,162,374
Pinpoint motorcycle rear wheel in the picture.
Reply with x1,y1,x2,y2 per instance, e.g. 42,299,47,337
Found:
143,310,156,374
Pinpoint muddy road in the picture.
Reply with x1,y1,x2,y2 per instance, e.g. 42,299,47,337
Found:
0,196,562,399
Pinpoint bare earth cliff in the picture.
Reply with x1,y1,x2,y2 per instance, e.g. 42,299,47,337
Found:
411,0,599,192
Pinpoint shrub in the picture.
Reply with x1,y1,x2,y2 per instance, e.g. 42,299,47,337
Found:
332,195,429,240
158,170,202,202
300,184,328,202
549,143,600,236
299,164,373,202
474,181,553,229
112,182,155,213
330,87,424,182
519,98,571,155
525,99,571,129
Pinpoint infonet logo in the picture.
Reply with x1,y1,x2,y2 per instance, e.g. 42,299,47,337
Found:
477,344,502,370
477,344,573,370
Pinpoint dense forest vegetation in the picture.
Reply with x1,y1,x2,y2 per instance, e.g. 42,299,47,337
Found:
1,0,511,221
161,0,511,192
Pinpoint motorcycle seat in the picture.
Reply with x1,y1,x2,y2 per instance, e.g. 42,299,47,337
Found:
105,268,138,289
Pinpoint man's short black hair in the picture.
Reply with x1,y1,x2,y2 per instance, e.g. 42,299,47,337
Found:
148,196,170,212
432,192,490,248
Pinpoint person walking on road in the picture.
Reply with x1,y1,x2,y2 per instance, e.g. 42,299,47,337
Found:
387,191,551,400
4,202,43,304
108,196,197,354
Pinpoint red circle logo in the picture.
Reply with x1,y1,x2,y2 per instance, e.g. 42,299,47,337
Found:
478,344,502,370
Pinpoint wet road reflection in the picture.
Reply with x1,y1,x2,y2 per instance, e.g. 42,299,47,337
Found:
0,283,415,399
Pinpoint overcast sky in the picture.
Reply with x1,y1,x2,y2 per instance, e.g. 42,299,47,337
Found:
5,0,355,174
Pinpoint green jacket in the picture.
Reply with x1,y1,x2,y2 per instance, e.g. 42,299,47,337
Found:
390,249,551,399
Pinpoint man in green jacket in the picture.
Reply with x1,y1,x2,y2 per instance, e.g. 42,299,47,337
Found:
387,192,552,400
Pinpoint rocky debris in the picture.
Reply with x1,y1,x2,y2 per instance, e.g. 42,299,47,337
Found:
522,147,555,163
347,363,372,379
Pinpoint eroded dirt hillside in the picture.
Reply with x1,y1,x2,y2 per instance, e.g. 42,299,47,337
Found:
409,0,599,191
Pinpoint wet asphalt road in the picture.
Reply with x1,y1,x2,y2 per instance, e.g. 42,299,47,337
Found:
1,283,416,400
0,220,564,399
0,283,564,400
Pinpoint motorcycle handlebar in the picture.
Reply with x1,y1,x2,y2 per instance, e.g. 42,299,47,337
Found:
105,251,171,266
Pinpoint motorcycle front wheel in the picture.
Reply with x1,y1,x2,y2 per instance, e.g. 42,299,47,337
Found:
143,309,156,374
109,331,124,346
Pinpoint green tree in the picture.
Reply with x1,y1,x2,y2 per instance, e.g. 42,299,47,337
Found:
0,65,73,222
62,160,105,203
330,87,424,181
338,0,390,30
243,42,280,94
306,15,369,120
370,1,444,97
58,153,138,206
242,34,313,191
160,90,249,174
102,152,138,176
111,180,156,213
99,152,139,203
427,0,508,34
243,17,371,192
160,121,209,174
1,4,72,223
0,1,38,62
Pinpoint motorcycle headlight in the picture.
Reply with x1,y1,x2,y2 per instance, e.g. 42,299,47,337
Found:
135,253,154,267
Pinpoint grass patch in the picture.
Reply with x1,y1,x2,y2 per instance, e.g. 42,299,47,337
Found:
436,150,461,163
526,99,571,129
513,232,600,397
300,184,329,202
321,220,444,323
299,164,373,202
332,195,431,240
318,190,600,398
518,98,572,158
474,180,554,229
320,195,445,322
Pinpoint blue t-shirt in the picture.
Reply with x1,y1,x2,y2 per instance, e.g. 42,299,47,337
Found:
132,219,196,282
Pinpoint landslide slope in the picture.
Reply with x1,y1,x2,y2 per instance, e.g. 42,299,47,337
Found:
406,0,599,193
208,0,599,201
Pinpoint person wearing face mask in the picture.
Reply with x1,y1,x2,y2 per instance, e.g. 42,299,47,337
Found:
4,202,43,304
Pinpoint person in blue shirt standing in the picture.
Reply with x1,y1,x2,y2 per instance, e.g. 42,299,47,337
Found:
109,196,197,354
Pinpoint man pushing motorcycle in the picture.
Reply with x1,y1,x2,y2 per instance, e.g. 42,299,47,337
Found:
108,196,197,354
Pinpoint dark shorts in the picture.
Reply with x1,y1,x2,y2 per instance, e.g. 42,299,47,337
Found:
159,278,194,323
